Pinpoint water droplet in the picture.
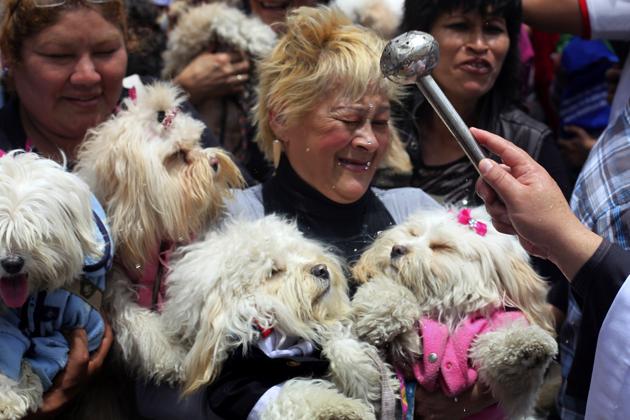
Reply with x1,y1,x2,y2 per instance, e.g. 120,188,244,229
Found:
135,264,141,269
353,248,358,252
462,199,468,206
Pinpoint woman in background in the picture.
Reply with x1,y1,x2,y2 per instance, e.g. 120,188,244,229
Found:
394,0,571,206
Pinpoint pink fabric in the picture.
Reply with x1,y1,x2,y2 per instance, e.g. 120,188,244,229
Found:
130,242,174,311
411,310,527,419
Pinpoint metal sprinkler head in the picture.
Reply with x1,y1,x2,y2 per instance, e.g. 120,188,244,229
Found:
380,31,439,85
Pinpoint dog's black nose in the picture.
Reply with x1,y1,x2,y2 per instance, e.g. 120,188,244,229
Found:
390,245,408,259
310,264,329,280
1,256,25,274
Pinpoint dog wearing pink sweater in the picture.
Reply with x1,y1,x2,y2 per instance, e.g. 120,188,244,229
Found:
351,207,557,419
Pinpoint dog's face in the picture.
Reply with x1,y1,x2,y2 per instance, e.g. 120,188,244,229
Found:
163,215,350,393
353,208,551,327
75,82,243,266
0,153,101,309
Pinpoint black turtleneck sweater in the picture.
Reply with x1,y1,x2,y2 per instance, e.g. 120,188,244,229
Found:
262,156,396,267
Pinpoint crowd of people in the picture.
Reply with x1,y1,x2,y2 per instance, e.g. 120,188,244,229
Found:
0,0,628,418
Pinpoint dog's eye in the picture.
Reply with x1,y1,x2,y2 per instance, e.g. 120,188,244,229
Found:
270,262,285,278
408,228,420,237
429,241,455,252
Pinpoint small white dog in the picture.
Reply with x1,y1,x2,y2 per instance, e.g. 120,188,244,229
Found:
351,207,557,419
0,152,112,419
148,215,397,419
75,81,243,381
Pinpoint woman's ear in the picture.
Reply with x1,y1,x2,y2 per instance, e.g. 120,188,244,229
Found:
268,110,287,140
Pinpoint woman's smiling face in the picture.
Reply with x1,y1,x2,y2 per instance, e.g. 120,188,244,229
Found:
272,92,392,204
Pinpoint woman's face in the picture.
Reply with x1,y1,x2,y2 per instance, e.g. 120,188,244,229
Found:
272,93,391,204
12,8,127,141
430,9,509,105
249,0,319,29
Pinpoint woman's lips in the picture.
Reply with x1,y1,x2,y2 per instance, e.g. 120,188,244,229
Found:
337,157,372,172
257,0,290,10
64,95,101,108
459,58,492,75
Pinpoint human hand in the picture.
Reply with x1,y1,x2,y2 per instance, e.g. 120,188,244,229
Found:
558,125,596,169
174,51,250,104
24,322,113,419
472,127,601,279
413,383,494,420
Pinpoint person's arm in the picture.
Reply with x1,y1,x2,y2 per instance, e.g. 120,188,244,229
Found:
522,0,585,36
472,127,602,281
24,323,113,419
414,382,495,420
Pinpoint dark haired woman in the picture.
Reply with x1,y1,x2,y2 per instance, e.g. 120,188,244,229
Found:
396,0,571,206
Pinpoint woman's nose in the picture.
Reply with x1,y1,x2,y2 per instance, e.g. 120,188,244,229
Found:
70,54,101,85
466,29,489,54
352,121,380,151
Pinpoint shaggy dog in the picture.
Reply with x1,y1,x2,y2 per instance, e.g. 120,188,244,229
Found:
351,207,558,419
149,215,397,419
74,82,243,381
161,2,277,163
0,152,112,419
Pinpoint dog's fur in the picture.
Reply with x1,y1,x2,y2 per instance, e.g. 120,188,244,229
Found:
161,2,276,80
150,215,396,419
0,152,103,419
75,81,243,382
351,207,558,418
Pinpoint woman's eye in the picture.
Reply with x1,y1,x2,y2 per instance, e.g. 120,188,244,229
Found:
484,23,506,35
446,22,469,31
371,120,389,127
94,49,117,57
43,53,73,60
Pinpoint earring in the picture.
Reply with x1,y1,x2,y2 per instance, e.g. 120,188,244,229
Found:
272,139,282,168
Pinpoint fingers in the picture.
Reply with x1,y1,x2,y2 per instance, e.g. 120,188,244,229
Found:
88,320,113,376
477,158,520,205
563,125,588,138
63,329,90,386
470,127,531,169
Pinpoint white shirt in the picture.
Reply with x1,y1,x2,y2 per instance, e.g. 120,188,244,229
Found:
585,275,630,419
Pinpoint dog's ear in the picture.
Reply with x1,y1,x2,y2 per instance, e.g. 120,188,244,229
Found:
351,245,385,284
182,294,256,395
182,293,231,395
494,247,555,335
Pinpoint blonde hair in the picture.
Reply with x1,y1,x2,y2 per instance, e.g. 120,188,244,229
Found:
253,5,403,161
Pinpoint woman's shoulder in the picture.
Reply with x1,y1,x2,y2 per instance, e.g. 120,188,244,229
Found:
372,187,442,224
495,107,553,160
498,107,552,136
224,185,264,221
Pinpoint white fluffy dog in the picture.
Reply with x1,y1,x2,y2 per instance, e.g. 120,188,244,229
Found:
0,152,111,419
351,207,558,419
148,215,397,419
74,82,243,381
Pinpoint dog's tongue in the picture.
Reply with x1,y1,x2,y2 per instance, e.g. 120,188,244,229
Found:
0,274,29,308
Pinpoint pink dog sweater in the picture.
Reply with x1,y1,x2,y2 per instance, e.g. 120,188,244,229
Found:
409,309,526,420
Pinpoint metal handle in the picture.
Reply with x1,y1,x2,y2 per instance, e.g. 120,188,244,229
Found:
416,75,486,172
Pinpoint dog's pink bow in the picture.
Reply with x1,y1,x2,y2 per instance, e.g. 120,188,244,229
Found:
457,208,487,236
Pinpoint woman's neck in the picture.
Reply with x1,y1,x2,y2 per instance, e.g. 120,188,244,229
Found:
19,105,82,163
419,97,478,166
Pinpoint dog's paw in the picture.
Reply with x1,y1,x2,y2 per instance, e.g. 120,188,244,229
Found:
262,379,376,420
351,276,420,348
0,365,43,420
470,324,557,417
